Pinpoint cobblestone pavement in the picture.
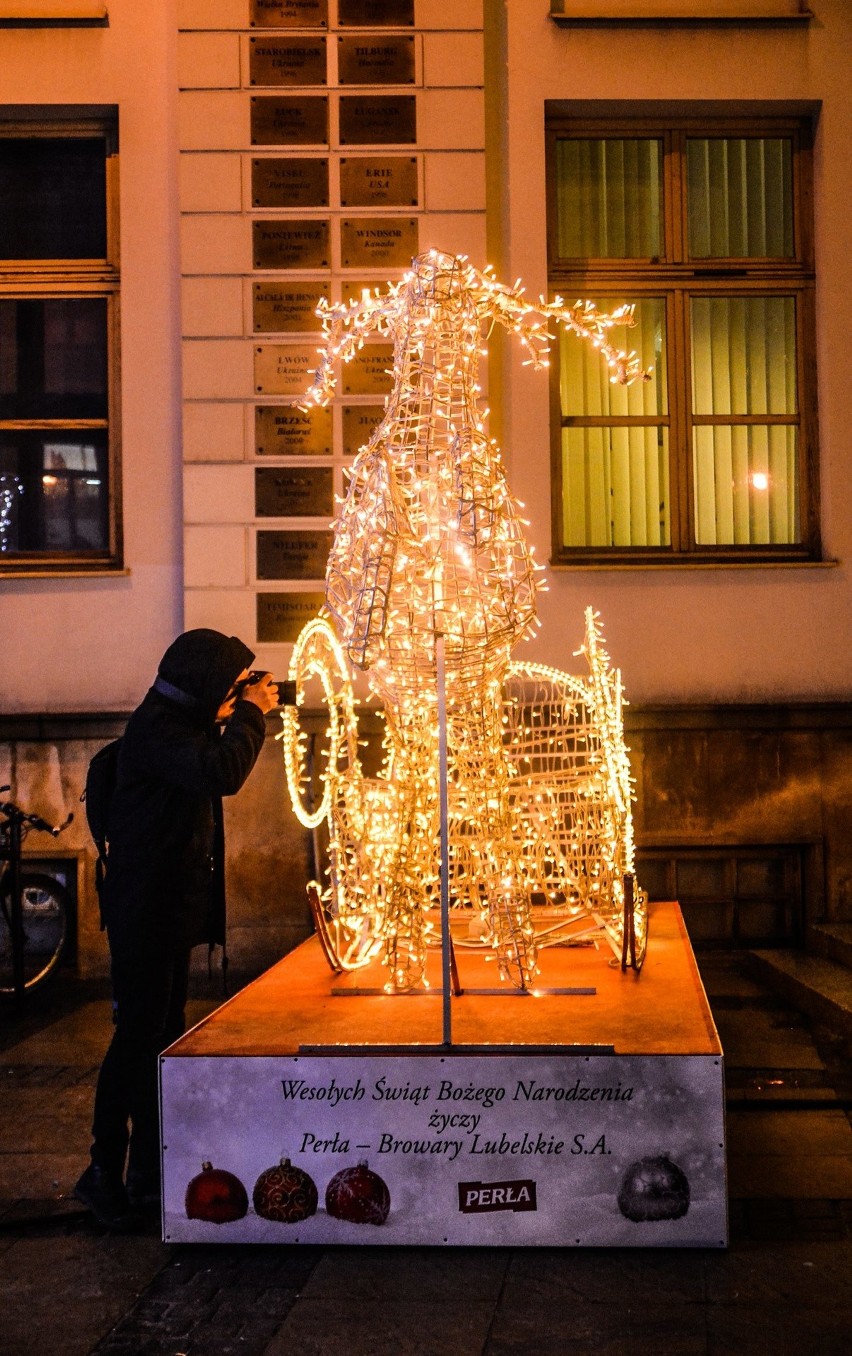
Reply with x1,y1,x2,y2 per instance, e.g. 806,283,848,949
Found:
1,958,851,1356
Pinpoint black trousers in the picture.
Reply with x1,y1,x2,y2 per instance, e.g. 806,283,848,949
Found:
90,926,192,1180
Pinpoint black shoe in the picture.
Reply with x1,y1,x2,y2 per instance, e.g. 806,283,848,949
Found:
74,1163,141,1232
126,1167,161,1208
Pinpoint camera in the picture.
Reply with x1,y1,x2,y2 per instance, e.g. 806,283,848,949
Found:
235,672,297,706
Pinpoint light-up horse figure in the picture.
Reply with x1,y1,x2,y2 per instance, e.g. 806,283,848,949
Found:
283,251,648,990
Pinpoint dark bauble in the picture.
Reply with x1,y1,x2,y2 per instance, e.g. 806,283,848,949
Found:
185,1161,249,1224
325,1160,390,1225
617,1154,690,1222
253,1157,318,1224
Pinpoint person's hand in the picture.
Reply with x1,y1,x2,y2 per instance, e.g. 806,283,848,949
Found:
242,672,278,714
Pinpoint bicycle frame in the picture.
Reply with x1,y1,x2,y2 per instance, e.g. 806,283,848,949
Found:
0,786,72,1007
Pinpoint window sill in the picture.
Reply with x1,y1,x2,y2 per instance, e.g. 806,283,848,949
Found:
0,565,129,579
549,556,838,571
550,2,811,24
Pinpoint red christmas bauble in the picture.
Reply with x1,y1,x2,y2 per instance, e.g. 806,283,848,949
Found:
325,1160,390,1226
185,1161,249,1224
252,1157,318,1223
617,1154,690,1222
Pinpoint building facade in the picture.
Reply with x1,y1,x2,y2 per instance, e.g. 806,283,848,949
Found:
1,0,850,976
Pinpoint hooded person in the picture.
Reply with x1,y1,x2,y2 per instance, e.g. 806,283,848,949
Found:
74,629,278,1230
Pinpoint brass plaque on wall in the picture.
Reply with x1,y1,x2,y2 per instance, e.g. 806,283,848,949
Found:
340,156,417,207
253,219,330,269
338,0,413,25
342,404,384,453
252,158,329,208
256,466,333,517
341,217,417,269
251,0,328,28
257,592,325,644
257,529,333,580
256,405,332,456
251,96,328,146
338,36,415,85
249,38,327,87
339,95,416,146
342,344,394,396
255,344,317,396
253,283,322,332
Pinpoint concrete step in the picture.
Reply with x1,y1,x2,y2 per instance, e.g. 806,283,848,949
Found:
747,949,852,1042
807,921,852,969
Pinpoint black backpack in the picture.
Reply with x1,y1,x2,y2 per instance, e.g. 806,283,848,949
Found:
81,737,122,913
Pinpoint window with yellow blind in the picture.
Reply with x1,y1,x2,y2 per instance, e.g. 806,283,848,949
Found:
546,113,820,565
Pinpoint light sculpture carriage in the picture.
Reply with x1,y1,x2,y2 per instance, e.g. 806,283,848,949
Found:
281,251,648,993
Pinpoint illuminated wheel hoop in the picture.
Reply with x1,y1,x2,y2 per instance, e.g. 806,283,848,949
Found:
282,616,359,832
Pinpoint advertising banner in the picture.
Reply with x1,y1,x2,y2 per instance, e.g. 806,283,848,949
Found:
161,1052,727,1247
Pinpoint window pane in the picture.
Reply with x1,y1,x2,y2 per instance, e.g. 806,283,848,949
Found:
687,138,793,258
561,427,670,547
560,297,667,416
0,430,109,553
0,298,108,420
0,138,107,259
692,425,799,545
555,139,662,258
691,296,796,415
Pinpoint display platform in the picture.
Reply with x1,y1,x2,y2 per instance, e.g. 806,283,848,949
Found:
160,901,727,1247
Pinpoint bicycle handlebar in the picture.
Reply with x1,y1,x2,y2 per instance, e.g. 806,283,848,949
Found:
0,795,74,836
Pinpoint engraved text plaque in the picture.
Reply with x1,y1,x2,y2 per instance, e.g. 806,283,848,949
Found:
341,217,417,269
338,0,413,26
249,38,327,87
257,592,326,644
251,0,328,29
255,405,332,456
342,343,394,395
342,404,384,452
251,96,328,146
340,156,417,207
255,344,317,396
256,466,333,517
338,36,415,85
339,95,416,146
252,158,329,208
257,529,333,580
253,219,330,269
253,282,321,332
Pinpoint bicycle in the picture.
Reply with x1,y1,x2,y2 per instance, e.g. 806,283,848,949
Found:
0,786,73,1002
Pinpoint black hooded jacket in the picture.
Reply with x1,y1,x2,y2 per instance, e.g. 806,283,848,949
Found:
102,630,266,951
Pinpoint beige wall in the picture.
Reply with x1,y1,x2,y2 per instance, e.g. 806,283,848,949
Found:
0,2,183,716
493,0,852,704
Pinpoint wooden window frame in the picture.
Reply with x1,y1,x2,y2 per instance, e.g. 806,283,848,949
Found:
0,109,122,576
546,111,820,568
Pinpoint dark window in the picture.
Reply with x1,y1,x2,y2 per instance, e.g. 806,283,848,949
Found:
547,113,819,565
0,113,120,572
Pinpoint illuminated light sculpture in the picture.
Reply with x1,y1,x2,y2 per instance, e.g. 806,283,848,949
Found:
282,250,648,992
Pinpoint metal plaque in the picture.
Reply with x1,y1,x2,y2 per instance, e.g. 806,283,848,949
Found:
249,38,327,87
253,283,322,333
338,0,414,25
341,217,418,269
255,344,317,396
252,219,330,270
342,343,394,396
342,404,384,453
340,156,417,207
256,405,332,456
257,592,325,644
252,158,329,208
257,529,333,580
339,95,416,146
338,36,415,86
250,0,328,28
256,466,333,517
251,96,328,146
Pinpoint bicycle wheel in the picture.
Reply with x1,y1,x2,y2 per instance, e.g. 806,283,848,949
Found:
0,871,70,996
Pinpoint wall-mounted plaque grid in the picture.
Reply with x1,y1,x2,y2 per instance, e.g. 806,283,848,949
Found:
179,0,486,657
